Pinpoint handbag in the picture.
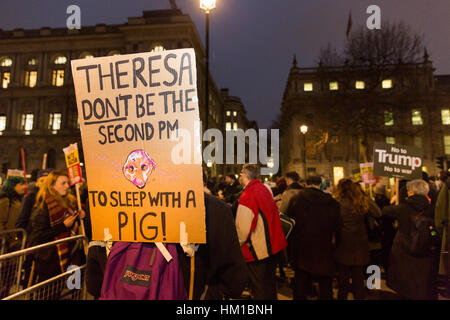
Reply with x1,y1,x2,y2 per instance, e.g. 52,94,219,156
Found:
279,212,295,239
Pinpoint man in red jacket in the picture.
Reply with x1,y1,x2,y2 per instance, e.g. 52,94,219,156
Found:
235,164,287,299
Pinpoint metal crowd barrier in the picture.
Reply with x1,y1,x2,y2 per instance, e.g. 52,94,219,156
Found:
1,235,88,300
0,228,27,298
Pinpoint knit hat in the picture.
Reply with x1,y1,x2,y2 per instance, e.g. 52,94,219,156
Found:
37,169,51,179
374,183,386,195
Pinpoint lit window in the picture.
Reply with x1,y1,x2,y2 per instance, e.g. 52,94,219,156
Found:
0,115,6,135
445,136,450,155
25,71,37,88
48,113,62,133
329,82,339,91
80,52,94,59
411,109,423,125
0,57,12,67
21,113,34,134
355,81,365,89
1,72,10,88
226,111,231,116
382,79,392,89
414,136,423,148
52,70,65,87
384,111,394,126
441,109,450,125
333,167,344,186
225,122,231,131
27,58,38,66
386,136,395,144
233,122,238,130
151,45,165,53
53,56,67,64
304,83,313,92
233,111,237,117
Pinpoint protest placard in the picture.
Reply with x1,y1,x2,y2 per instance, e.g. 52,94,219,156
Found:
6,169,25,178
63,143,82,186
71,48,206,243
360,162,377,185
373,142,423,180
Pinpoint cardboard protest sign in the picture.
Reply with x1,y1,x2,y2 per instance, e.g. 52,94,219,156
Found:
6,169,25,178
360,162,377,185
352,168,361,182
71,48,206,243
63,143,83,186
373,142,423,180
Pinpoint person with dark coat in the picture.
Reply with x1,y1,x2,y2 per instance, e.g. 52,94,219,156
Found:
287,175,342,300
0,176,27,299
382,179,437,300
222,174,241,204
16,169,51,235
278,171,303,214
178,192,248,300
374,183,395,270
29,170,85,288
333,179,379,299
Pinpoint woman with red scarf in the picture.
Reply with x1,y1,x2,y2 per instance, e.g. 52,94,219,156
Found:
30,170,85,286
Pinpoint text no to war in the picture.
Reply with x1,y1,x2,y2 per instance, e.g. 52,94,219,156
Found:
75,52,194,93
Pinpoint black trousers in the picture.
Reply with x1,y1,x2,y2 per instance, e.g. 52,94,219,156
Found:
246,256,277,300
293,267,333,300
337,264,366,300
85,245,107,299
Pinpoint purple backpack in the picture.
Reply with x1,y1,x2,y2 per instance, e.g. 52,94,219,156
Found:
100,242,186,300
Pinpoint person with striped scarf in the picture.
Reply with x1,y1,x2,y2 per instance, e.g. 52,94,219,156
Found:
29,170,84,288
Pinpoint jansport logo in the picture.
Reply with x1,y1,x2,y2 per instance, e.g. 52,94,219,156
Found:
121,266,152,287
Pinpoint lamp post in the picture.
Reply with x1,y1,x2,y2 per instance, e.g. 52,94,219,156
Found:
300,125,308,179
200,0,216,131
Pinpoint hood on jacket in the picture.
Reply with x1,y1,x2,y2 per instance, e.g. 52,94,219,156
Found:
405,194,430,212
298,187,334,205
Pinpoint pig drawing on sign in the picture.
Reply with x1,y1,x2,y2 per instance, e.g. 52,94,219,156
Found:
123,149,157,188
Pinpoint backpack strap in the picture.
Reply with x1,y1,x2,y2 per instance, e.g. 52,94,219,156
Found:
149,247,157,267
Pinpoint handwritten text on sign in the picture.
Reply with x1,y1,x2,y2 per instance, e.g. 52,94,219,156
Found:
71,49,206,243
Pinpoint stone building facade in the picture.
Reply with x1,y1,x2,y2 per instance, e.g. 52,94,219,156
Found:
220,88,258,176
0,9,232,177
281,55,450,183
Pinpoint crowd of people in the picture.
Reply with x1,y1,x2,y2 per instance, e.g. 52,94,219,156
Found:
0,165,449,300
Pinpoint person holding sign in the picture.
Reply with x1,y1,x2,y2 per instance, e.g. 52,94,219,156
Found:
29,170,85,286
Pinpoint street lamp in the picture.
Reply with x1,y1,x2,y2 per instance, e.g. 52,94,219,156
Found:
200,0,216,131
300,125,308,179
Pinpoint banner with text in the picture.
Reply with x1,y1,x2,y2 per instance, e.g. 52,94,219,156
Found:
360,162,377,185
63,143,83,186
373,142,423,180
71,48,206,243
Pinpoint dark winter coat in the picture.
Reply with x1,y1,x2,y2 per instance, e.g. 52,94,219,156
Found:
29,204,68,279
334,205,370,266
15,187,39,236
178,193,248,300
287,187,342,276
382,195,435,299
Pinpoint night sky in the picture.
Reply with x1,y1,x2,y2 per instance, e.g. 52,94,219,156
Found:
1,0,449,129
